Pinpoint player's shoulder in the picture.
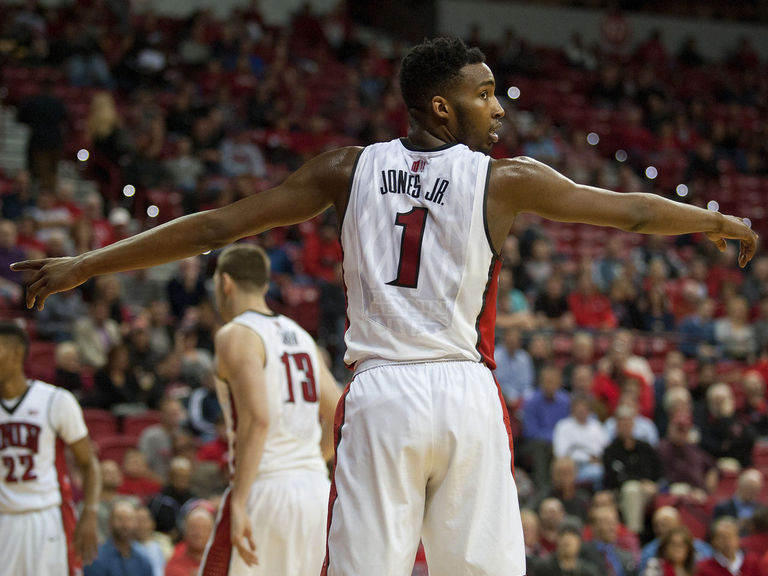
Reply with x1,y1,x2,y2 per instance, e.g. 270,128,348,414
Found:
489,155,543,182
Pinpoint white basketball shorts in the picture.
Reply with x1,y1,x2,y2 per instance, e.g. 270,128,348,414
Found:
0,505,69,576
322,360,526,576
199,468,330,576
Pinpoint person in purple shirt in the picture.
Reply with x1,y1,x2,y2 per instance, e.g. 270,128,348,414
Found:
521,364,571,486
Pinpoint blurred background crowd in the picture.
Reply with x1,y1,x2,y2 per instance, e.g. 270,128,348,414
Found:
1,0,768,575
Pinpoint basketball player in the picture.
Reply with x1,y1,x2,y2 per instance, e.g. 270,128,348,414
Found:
12,37,758,575
0,322,100,576
198,244,340,575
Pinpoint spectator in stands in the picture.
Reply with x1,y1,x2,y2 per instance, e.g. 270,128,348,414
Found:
637,284,675,333
534,272,574,332
561,332,595,392
164,506,214,576
553,392,607,488
90,343,142,410
84,499,153,576
677,297,717,358
642,526,697,576
713,469,764,527
694,517,763,576
139,396,186,480
494,326,535,406
521,508,548,564
742,256,768,306
581,505,636,576
524,236,556,294
27,190,73,248
134,505,168,576
522,365,571,486
701,383,756,469
741,508,768,560
737,371,768,437
535,457,591,522
639,507,712,574
186,358,221,441
569,270,618,330
53,340,84,394
166,256,208,321
586,491,642,559
117,449,163,500
164,136,205,194
36,289,87,342
84,92,133,200
538,497,567,554
219,128,267,179
0,219,26,304
17,79,67,193
753,300,768,354
657,411,717,500
603,404,663,533
0,169,35,221
95,460,131,544
532,517,601,576
715,296,758,362
148,456,196,537
74,297,122,369
604,394,660,447
593,236,626,293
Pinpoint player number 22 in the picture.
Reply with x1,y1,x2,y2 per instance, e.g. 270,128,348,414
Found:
387,207,428,289
2,454,37,483
281,352,318,403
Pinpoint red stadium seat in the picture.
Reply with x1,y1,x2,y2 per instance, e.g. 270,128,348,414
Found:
122,411,162,437
82,409,118,437
95,435,139,463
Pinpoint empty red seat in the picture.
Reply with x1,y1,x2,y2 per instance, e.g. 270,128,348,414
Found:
122,411,162,437
82,409,118,437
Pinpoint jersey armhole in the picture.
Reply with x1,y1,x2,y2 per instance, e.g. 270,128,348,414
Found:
481,157,502,260
337,147,364,236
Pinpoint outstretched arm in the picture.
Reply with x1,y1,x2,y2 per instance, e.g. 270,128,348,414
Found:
488,156,759,266
12,147,361,309
215,323,270,567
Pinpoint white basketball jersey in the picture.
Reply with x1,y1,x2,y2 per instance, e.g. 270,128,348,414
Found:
341,139,501,370
216,311,327,478
0,381,88,513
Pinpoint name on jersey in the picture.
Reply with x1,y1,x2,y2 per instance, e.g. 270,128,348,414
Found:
379,170,448,205
0,422,41,452
282,330,298,346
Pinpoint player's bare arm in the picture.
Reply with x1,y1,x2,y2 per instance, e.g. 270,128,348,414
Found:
488,156,758,266
69,436,100,566
316,348,342,463
215,322,271,567
11,146,361,310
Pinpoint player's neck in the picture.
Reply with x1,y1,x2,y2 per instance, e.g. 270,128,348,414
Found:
406,124,453,150
0,372,28,399
229,294,271,320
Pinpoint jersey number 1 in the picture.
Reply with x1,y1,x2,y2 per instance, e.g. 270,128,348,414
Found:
387,207,428,289
281,352,318,403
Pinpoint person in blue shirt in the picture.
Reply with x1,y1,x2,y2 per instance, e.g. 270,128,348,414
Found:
85,499,153,576
494,326,535,406
521,364,571,486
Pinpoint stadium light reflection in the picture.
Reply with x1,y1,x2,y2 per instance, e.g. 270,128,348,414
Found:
615,150,627,162
587,132,599,145
77,149,89,162
507,86,521,100
123,185,135,198
676,184,689,197
147,205,160,218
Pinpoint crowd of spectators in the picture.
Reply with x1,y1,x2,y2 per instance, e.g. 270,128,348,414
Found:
1,1,768,575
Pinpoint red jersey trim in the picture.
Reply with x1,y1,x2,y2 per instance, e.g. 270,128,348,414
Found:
474,258,502,369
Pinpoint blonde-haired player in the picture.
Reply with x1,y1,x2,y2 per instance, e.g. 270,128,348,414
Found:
199,244,340,575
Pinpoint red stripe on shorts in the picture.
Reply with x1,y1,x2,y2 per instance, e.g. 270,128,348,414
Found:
491,373,516,476
55,438,78,576
321,381,352,576
199,490,233,576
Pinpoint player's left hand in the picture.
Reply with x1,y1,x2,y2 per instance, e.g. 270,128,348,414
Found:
231,503,258,566
74,509,99,565
704,214,759,268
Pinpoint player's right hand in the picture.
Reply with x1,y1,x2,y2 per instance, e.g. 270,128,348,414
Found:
231,503,258,566
704,214,759,268
10,256,89,311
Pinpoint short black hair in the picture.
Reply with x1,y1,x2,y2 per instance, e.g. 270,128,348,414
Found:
400,37,486,112
0,321,30,361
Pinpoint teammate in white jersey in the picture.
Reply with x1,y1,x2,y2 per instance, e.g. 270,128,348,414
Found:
12,37,758,576
0,321,100,576
198,243,340,576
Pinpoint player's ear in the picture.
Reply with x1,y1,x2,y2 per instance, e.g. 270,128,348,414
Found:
221,272,235,294
431,96,450,121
